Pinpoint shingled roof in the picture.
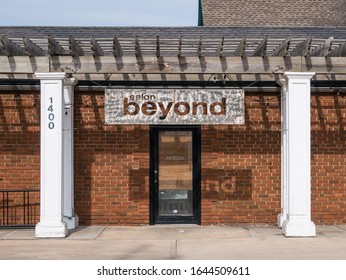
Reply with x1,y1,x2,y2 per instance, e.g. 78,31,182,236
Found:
201,0,346,27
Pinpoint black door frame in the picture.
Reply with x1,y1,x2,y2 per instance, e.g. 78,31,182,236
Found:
149,125,201,225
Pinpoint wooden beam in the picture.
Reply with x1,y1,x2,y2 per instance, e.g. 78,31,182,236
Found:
301,57,346,73
290,36,312,57
69,35,84,57
5,72,346,83
311,37,334,57
23,37,45,56
0,38,5,56
271,37,291,57
113,35,123,57
90,36,104,57
156,36,160,57
234,36,246,57
2,56,346,75
330,42,346,57
253,36,268,57
135,36,142,57
177,36,182,57
0,56,49,73
197,36,202,57
48,36,66,56
66,73,301,82
216,36,224,57
0,35,25,56
50,56,304,74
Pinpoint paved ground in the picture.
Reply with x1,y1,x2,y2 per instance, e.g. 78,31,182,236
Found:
1,225,346,260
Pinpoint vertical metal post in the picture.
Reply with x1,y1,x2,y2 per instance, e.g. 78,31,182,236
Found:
6,192,9,225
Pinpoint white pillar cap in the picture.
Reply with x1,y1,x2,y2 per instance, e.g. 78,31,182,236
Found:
284,72,315,80
35,72,66,80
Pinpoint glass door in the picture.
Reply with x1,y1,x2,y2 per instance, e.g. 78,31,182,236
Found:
158,130,193,216
150,126,201,224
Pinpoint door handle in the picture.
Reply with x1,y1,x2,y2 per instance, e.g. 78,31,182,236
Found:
154,179,158,183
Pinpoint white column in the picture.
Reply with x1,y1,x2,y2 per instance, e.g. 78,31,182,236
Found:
277,78,288,228
63,78,79,229
281,72,316,237
35,72,68,238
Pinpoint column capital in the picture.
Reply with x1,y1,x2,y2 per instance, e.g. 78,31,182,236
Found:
276,77,287,88
64,78,78,86
283,72,315,80
35,72,66,80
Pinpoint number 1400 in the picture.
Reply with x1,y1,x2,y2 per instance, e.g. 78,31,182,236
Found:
48,97,55,129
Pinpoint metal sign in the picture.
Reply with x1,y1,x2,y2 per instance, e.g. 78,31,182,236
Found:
105,89,244,125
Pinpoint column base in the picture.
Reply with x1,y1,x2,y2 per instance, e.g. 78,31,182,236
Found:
35,221,68,238
277,213,286,229
63,215,79,230
282,218,316,237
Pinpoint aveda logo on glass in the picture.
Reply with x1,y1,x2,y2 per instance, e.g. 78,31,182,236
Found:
105,89,244,125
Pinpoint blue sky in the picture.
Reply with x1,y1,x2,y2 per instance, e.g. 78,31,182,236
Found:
0,0,199,26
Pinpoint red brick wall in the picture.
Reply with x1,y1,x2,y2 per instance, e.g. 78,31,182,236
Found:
0,92,40,188
311,94,346,224
1,90,346,226
0,92,40,225
201,94,281,224
74,92,150,225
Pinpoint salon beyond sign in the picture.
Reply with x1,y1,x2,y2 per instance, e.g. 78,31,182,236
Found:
105,89,244,125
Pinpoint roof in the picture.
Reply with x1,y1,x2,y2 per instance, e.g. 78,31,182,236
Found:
201,0,346,27
1,26,346,38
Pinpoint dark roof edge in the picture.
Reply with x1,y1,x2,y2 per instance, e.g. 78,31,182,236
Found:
1,26,346,40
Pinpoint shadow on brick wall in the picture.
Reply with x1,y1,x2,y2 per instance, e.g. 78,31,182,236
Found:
202,169,252,200
128,169,149,201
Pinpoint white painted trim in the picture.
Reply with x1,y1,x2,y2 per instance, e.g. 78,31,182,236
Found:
35,72,66,80
277,78,287,228
62,78,79,229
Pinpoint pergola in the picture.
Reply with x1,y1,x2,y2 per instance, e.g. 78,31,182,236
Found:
1,26,345,237
1,27,346,87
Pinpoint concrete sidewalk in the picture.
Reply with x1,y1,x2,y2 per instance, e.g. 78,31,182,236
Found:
1,225,346,260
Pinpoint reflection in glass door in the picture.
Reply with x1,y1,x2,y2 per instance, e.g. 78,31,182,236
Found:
150,126,201,224
158,130,193,216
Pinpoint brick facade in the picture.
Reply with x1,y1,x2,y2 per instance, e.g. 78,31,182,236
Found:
311,94,346,224
74,92,150,225
0,92,40,225
0,92,40,189
1,91,346,225
201,0,346,27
